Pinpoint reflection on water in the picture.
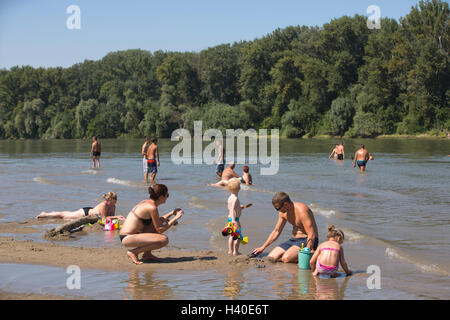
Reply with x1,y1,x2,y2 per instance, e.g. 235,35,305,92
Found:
124,270,173,300
222,270,243,300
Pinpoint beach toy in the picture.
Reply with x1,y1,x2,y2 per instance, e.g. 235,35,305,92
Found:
232,228,248,245
221,222,235,236
221,223,248,245
298,247,313,270
103,218,119,231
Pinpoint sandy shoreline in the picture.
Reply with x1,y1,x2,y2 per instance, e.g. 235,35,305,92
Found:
0,236,258,272
0,219,265,299
0,218,265,299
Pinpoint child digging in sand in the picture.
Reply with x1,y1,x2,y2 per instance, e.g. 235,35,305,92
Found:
310,225,352,277
226,178,252,256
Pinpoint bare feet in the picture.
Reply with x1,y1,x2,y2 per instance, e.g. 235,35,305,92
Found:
36,212,47,219
126,251,143,265
232,252,241,256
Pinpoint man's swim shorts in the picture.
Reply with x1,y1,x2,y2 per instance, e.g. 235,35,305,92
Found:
357,160,367,167
278,237,319,251
147,159,158,174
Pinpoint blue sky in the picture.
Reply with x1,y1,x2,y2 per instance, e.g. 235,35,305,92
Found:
0,0,421,69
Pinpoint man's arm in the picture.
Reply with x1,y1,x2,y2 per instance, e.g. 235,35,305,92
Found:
217,146,223,164
252,215,287,255
156,147,160,166
301,207,318,252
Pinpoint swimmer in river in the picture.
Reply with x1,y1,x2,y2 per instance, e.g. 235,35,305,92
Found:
208,162,240,187
91,136,101,169
146,137,160,183
353,144,370,172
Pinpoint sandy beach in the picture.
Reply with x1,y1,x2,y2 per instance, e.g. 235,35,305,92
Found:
0,217,267,299
0,219,263,272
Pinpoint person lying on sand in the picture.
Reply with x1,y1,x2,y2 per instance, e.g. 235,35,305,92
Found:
36,192,125,222
119,184,183,265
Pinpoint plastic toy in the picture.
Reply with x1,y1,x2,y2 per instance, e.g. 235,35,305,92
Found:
221,222,248,245
221,222,235,236
102,218,120,231
232,228,248,245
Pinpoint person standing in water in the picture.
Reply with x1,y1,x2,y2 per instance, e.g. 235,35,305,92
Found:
142,136,151,183
215,137,225,178
328,145,340,160
353,144,370,172
146,137,160,183
90,136,102,169
337,141,345,160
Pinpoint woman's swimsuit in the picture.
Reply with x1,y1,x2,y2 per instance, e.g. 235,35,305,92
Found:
316,247,340,275
82,207,93,216
119,204,153,242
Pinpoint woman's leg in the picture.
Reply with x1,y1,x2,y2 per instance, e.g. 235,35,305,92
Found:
121,233,169,265
36,209,84,219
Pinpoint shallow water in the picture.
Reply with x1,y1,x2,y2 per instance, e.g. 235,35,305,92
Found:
0,138,449,299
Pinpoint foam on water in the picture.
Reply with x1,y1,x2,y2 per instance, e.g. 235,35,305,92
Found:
82,169,100,175
310,203,336,218
385,247,449,277
106,177,142,188
32,177,53,185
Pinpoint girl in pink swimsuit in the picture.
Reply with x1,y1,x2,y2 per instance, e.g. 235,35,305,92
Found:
310,225,352,277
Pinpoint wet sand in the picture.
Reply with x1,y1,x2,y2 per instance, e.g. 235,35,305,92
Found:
0,218,265,299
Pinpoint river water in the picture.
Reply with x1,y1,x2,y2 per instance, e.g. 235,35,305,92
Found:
0,138,449,299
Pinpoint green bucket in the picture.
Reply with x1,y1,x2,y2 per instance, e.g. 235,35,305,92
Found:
298,249,313,270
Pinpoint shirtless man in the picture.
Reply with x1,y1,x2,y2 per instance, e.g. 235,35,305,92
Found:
141,137,150,183
209,162,240,187
146,137,160,183
215,138,225,177
252,192,319,263
353,144,370,172
91,136,102,168
328,145,339,160
337,141,345,160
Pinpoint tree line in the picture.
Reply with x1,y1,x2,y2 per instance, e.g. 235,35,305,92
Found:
0,0,448,140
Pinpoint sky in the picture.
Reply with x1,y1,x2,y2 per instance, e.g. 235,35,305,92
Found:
0,0,421,69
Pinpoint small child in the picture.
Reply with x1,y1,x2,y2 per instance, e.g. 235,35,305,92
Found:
226,178,251,256
240,165,253,185
310,225,352,277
